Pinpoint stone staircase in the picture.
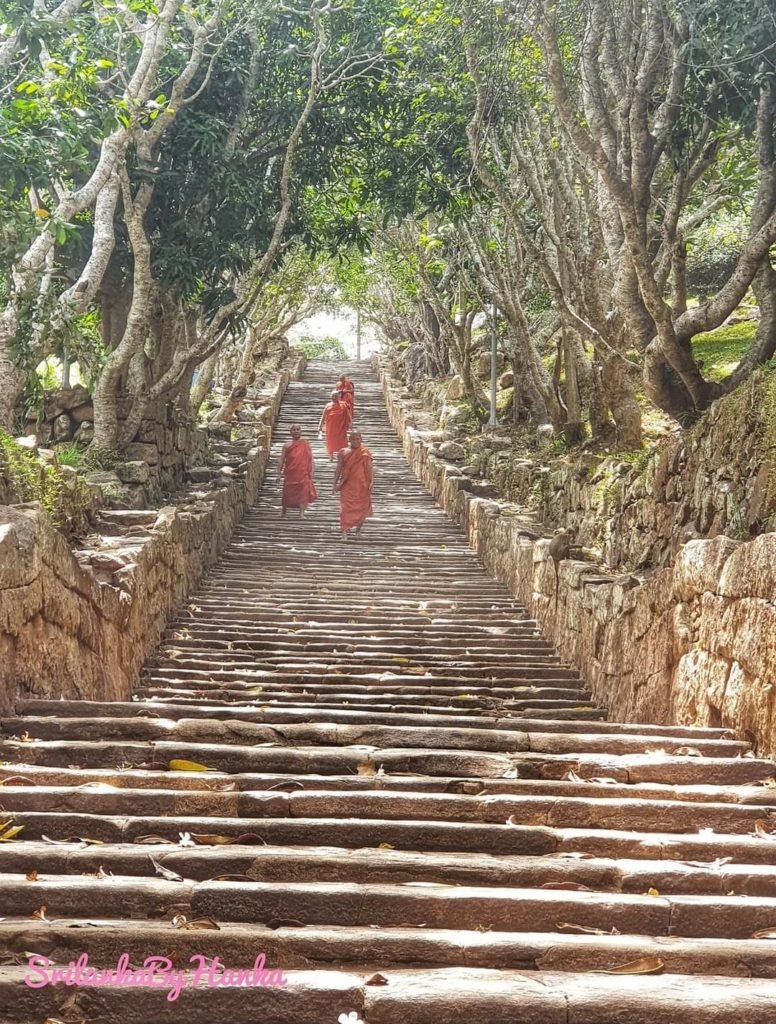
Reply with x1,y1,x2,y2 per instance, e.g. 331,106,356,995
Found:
1,360,775,1023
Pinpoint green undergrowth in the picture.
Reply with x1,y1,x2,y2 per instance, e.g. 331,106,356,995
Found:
692,320,757,381
0,430,94,533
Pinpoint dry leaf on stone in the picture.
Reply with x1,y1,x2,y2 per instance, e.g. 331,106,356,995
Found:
32,905,48,920
26,870,39,881
596,957,664,975
0,776,34,786
588,777,619,786
194,833,266,846
557,922,611,935
365,973,389,986
553,852,596,860
134,835,175,845
684,857,733,869
672,746,701,757
562,770,584,783
540,881,593,891
266,919,306,929
149,856,184,882
169,759,214,772
646,888,661,897
266,781,304,792
751,928,776,939
378,843,395,850
172,914,220,931
357,762,376,777
752,821,776,840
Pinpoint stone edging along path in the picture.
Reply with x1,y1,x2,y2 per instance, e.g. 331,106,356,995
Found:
0,351,306,716
376,357,776,757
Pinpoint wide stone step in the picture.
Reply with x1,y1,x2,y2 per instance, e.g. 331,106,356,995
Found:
1,920,775,977
2,965,775,1024
2,843,776,897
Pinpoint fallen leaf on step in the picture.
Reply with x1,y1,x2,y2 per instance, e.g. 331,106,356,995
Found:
395,922,427,928
562,770,584,783
169,759,214,772
0,776,34,786
672,746,701,757
26,870,39,881
751,928,776,939
596,957,664,975
266,919,306,929
392,656,411,665
683,857,733,869
172,914,220,931
266,781,305,792
540,881,593,891
31,905,48,921
378,843,395,850
0,821,24,841
357,762,376,776
149,856,184,882
588,777,619,786
365,973,389,986
133,835,175,845
557,922,615,935
552,852,597,860
752,821,776,840
194,833,266,846
646,887,660,897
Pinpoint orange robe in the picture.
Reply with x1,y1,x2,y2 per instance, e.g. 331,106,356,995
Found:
338,445,373,531
321,399,351,456
281,439,317,508
338,378,355,416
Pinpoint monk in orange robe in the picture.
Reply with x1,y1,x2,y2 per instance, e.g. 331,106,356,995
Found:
337,375,355,417
278,424,317,518
318,390,352,461
334,430,373,540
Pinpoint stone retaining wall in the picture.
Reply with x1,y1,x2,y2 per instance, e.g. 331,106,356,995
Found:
377,359,776,756
0,351,306,716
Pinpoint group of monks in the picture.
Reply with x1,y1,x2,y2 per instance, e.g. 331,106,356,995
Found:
277,374,374,540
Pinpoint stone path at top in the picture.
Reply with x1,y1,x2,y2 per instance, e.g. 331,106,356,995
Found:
1,360,775,1023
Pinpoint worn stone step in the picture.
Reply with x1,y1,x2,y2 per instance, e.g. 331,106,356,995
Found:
2,967,773,1024
2,919,775,978
2,842,776,897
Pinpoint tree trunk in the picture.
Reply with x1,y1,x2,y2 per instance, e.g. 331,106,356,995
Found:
0,306,25,432
562,332,586,445
600,354,642,448
191,353,217,416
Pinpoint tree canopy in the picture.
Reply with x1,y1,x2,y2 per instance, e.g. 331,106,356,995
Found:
1,0,774,452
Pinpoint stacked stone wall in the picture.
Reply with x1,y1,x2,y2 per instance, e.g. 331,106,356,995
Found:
0,351,305,715
378,359,776,756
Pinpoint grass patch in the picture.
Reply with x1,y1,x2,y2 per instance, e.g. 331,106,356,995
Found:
692,320,757,381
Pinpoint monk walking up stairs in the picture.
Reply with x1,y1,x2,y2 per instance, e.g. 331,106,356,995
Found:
1,359,775,1022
